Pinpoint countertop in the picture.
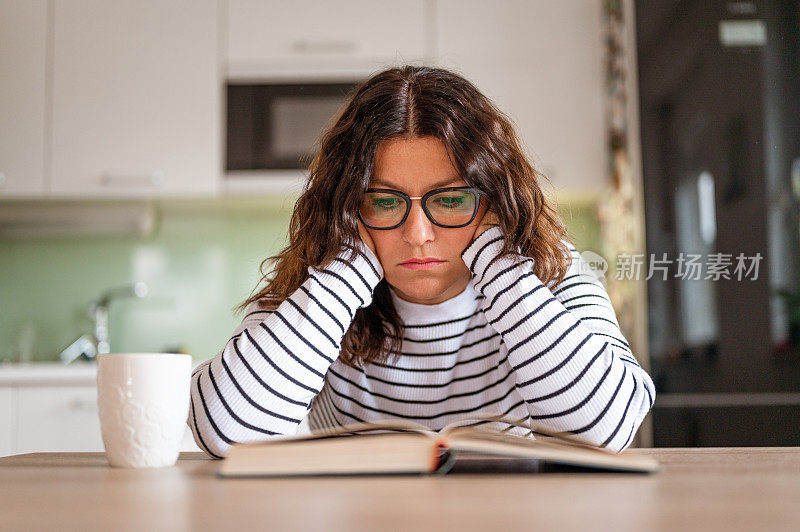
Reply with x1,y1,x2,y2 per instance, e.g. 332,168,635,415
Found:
1,448,799,531
0,362,97,385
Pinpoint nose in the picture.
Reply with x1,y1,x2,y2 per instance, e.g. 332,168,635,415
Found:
401,199,436,247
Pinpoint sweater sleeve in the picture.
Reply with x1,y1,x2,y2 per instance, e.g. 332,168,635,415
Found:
461,226,655,452
188,241,384,458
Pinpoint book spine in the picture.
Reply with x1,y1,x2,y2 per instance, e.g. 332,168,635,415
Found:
432,438,449,472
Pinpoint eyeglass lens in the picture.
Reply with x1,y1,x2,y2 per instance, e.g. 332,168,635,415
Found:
360,190,477,228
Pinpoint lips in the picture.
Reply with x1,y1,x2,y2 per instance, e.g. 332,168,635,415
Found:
400,258,444,265
399,258,446,270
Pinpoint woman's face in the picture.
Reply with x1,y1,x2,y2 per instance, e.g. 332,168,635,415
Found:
363,136,489,305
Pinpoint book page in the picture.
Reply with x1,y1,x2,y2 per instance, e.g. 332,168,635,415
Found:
435,414,660,472
254,418,440,444
438,411,604,451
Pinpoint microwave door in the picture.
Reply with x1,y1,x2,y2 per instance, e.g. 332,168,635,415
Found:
226,82,358,171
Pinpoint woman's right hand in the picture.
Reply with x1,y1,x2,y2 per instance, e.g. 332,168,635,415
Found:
357,219,378,256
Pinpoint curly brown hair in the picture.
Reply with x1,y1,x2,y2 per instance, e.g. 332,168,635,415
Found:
235,65,572,368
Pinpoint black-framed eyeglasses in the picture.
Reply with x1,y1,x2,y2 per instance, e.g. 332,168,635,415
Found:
358,186,484,230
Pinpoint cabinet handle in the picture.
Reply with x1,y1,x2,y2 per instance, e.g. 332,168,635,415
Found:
68,398,97,411
291,39,356,54
0,171,6,187
99,169,166,187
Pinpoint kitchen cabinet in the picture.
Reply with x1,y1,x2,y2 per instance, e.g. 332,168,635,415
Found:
0,0,47,198
49,0,220,198
16,386,105,452
0,388,13,456
0,364,200,457
226,0,430,79
434,0,607,192
2,1,608,201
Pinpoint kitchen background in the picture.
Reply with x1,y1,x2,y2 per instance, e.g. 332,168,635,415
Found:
0,0,608,365
1,0,798,455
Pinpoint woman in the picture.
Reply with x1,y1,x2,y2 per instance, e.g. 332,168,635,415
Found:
189,65,655,458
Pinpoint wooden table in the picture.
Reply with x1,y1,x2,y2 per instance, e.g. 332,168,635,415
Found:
1,448,799,531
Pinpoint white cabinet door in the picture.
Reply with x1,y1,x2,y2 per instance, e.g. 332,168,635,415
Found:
226,0,428,78
15,385,200,454
50,0,220,199
16,386,105,453
0,388,14,456
0,0,47,198
434,0,607,192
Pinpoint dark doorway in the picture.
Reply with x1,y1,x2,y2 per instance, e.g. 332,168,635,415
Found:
635,0,800,445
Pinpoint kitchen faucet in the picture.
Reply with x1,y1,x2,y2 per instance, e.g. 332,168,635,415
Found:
59,281,148,363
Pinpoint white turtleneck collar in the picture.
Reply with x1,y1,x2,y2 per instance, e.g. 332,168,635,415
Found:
388,280,481,325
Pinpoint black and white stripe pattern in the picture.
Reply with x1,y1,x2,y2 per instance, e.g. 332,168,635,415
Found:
189,228,655,457
463,227,655,451
188,243,383,458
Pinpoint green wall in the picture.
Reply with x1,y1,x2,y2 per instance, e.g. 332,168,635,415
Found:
0,193,599,364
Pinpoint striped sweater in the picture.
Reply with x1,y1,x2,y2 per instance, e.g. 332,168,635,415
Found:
189,226,656,458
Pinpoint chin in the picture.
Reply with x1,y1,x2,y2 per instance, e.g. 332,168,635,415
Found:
389,275,449,302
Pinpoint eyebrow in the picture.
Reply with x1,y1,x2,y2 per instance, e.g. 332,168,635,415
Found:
370,177,464,192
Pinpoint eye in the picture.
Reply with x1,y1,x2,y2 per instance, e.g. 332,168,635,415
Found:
433,194,467,208
373,197,401,210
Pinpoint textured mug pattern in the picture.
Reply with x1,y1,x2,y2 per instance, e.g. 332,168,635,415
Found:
96,354,191,468
97,385,187,467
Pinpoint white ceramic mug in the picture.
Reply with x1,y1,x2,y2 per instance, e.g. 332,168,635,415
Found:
97,353,192,468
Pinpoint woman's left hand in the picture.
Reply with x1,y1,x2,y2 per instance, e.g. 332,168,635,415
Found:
471,207,500,243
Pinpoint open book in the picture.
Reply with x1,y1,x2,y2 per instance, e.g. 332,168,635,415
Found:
218,412,660,477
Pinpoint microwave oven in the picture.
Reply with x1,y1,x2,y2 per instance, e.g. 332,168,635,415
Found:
225,81,361,178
